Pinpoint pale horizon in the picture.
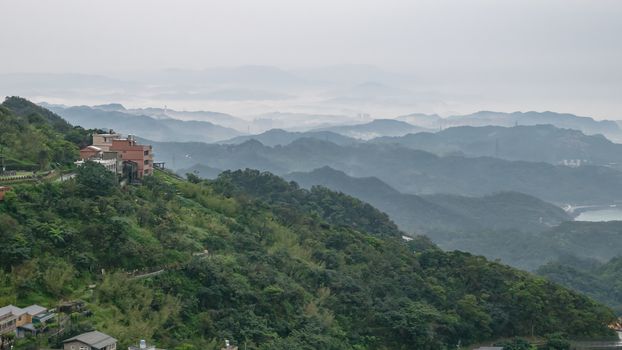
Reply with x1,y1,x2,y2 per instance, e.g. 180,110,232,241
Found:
1,0,621,119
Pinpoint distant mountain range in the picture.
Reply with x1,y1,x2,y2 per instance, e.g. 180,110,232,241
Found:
44,104,243,143
221,129,358,146
150,137,622,204
285,166,570,235
398,111,621,140
372,124,622,168
220,123,622,168
120,106,246,129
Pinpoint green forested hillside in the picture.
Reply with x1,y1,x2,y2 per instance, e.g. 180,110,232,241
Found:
538,254,622,314
0,165,616,349
0,96,93,170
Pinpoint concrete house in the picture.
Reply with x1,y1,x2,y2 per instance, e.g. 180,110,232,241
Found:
17,304,54,337
0,304,56,338
85,133,154,179
0,305,27,335
63,331,117,350
109,135,153,179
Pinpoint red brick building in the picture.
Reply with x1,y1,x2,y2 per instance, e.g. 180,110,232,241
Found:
109,135,154,178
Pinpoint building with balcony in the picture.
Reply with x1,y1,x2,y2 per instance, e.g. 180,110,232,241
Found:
0,304,54,338
109,135,153,179
81,133,154,179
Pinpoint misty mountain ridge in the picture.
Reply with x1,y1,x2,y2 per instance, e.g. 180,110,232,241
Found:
221,129,358,146
445,110,621,138
372,124,622,169
46,104,243,143
148,136,622,204
286,166,570,235
313,118,431,139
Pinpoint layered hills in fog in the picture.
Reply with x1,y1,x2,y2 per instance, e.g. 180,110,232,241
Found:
152,137,622,204
44,103,243,143
285,166,570,235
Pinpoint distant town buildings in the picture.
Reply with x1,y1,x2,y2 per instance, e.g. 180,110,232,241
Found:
78,132,154,180
558,159,589,167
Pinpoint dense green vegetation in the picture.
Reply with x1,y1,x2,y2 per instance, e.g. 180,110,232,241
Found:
0,164,616,349
538,254,622,314
0,97,94,170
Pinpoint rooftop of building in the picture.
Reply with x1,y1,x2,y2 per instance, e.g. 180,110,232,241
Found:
64,330,117,348
0,305,25,317
21,305,47,316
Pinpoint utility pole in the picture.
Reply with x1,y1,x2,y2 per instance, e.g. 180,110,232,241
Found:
0,145,5,173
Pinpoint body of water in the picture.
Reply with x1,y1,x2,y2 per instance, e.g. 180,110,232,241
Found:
571,332,622,349
575,208,622,222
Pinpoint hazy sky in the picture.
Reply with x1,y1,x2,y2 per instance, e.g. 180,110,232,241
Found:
1,0,621,117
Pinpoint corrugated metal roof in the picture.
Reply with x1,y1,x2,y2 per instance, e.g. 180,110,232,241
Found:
0,305,25,317
64,330,117,348
22,304,46,316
